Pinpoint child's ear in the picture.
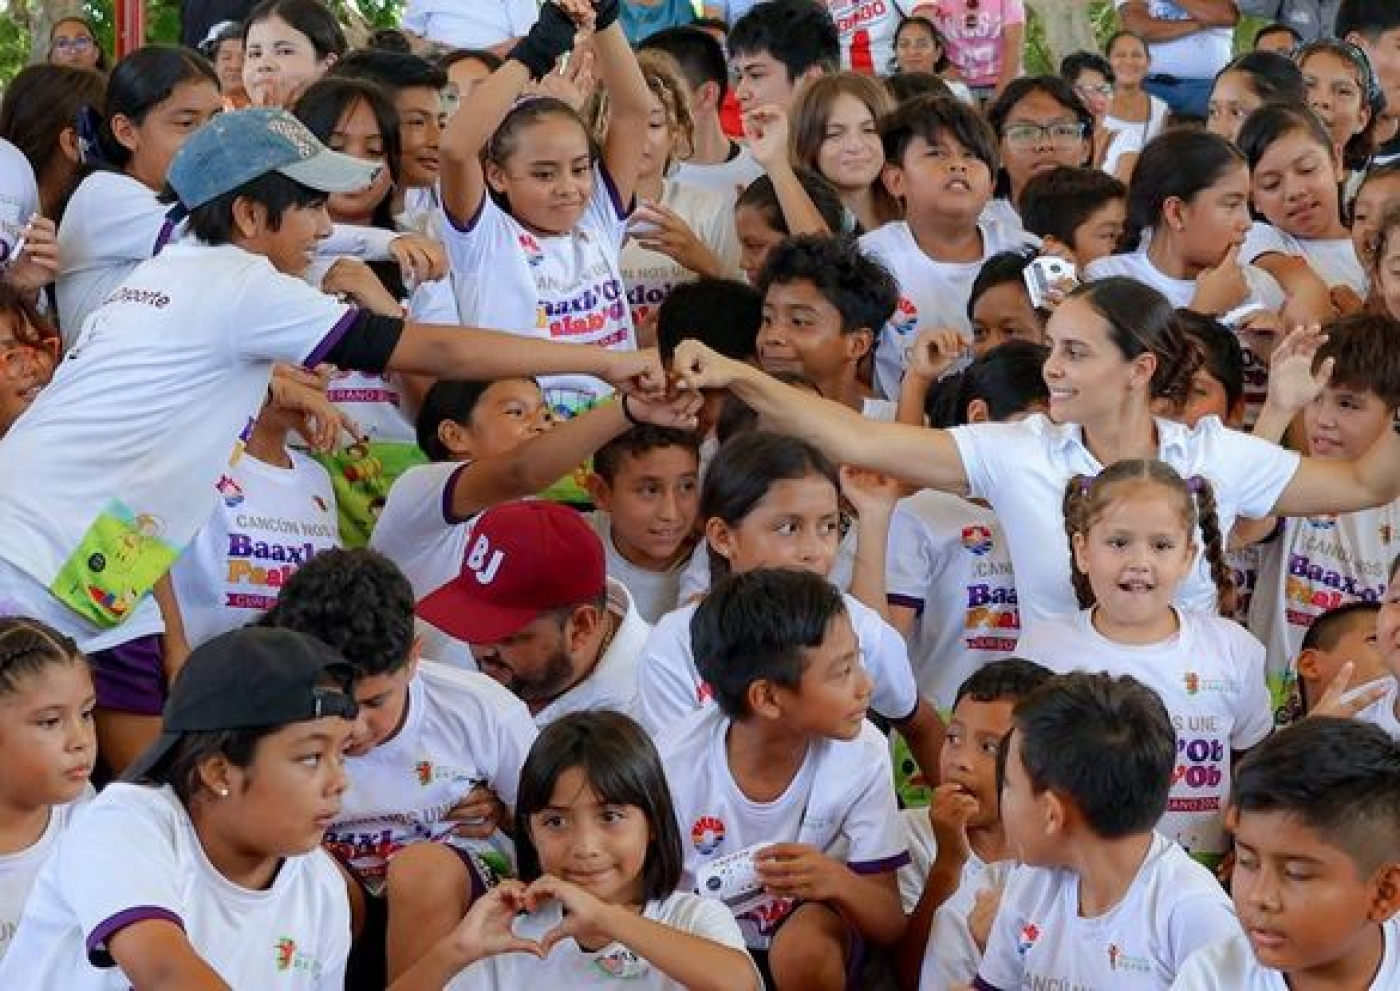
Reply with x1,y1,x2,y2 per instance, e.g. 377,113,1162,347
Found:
1042,788,1068,837
109,113,140,153
966,398,992,424
881,162,906,201
196,753,235,800
704,517,735,562
1295,648,1323,684
845,327,874,362
58,126,82,165
746,678,784,721
1071,530,1089,574
436,419,472,458
585,473,613,511
696,79,721,113
485,159,509,195
1368,862,1400,922
1161,195,1188,234
231,196,269,239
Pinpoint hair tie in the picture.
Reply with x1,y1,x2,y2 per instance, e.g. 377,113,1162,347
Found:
1187,475,1205,494
1078,476,1093,496
75,104,101,166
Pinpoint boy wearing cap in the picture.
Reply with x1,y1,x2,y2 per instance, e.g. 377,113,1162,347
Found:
0,627,360,989
0,108,693,763
417,499,651,726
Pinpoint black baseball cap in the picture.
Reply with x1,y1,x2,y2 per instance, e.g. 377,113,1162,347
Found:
124,627,359,783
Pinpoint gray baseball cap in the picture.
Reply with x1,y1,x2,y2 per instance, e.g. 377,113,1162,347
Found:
167,107,380,211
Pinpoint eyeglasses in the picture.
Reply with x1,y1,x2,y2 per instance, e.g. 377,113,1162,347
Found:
0,339,59,380
52,36,94,53
1002,122,1087,150
1075,82,1114,98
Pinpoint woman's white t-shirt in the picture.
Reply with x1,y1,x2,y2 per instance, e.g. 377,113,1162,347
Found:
1241,223,1367,294
0,138,38,266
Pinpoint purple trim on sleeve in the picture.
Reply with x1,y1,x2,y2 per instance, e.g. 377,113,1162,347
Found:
971,977,1005,991
442,462,472,525
849,851,911,875
598,163,631,221
86,906,183,967
886,593,924,613
445,194,488,234
304,307,362,367
153,219,177,254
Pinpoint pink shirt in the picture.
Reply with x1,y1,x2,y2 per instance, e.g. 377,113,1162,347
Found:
921,0,1025,87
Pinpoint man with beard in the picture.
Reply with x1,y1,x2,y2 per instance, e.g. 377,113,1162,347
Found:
417,499,650,725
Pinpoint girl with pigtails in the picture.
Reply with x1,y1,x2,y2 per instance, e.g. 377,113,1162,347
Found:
1013,459,1273,869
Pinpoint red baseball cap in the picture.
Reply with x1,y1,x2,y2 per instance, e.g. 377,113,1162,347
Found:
417,500,606,644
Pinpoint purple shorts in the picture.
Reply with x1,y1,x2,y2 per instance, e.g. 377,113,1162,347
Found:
88,635,166,716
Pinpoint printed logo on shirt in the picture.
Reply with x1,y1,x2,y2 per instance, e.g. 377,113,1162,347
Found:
216,475,245,508
965,582,1018,651
592,947,646,979
1016,922,1041,958
1171,731,1225,809
695,679,714,706
889,295,918,340
1181,672,1242,696
518,232,545,268
1107,943,1152,974
960,525,993,556
691,815,725,855
830,0,888,35
273,937,323,978
1305,515,1338,529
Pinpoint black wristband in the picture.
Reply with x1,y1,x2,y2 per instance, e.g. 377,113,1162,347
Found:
621,394,642,426
508,2,578,79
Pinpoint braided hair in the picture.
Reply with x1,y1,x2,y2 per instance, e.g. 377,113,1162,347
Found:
0,617,87,696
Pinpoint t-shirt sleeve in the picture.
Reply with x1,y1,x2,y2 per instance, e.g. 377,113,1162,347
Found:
227,265,359,367
886,504,933,606
319,223,399,262
586,164,631,247
841,733,911,873
55,794,185,967
852,599,920,723
973,865,1033,990
507,0,538,32
658,893,749,949
1239,223,1290,266
485,690,538,811
1164,892,1238,976
1230,630,1273,750
948,421,1029,504
1168,939,1236,991
635,611,701,738
370,464,470,564
1199,420,1302,519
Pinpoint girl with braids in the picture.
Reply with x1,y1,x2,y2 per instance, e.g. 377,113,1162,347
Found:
0,617,95,963
673,275,1400,624
1014,459,1272,869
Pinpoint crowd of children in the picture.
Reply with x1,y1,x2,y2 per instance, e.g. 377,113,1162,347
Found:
2,0,1400,987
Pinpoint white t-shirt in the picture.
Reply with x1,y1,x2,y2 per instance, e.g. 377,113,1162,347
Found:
447,890,754,990
976,833,1236,991
0,789,92,963
1016,608,1273,859
671,147,765,204
860,219,1036,398
1103,96,1171,159
635,591,920,738
169,450,340,648
441,168,636,420
325,660,537,895
56,171,176,346
825,0,915,74
401,0,536,48
887,489,1020,711
1086,244,1286,313
657,706,909,949
530,579,651,727
1170,918,1400,991
586,511,686,624
1353,676,1400,739
1247,502,1400,696
1241,224,1367,294
0,784,349,990
1113,0,1233,80
949,413,1301,624
0,243,355,643
676,509,862,603
896,809,1013,991
621,179,739,331
0,138,38,267
370,460,473,601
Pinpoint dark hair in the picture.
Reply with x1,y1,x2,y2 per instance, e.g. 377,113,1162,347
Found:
260,548,415,678
1236,101,1336,178
691,567,847,718
893,15,950,73
1018,165,1126,246
1335,0,1400,39
174,170,328,245
953,656,1054,709
735,167,847,236
438,48,504,74
728,0,840,81
715,371,821,444
1060,50,1114,86
925,339,1049,427
1314,313,1400,410
1232,717,1400,873
144,727,281,804
201,21,245,61
368,27,413,53
1008,671,1176,839
1177,309,1244,412
1069,278,1202,406
640,26,729,102
884,72,953,105
1063,458,1234,615
966,248,1036,321
0,616,87,698
881,93,998,174
0,63,105,219
414,378,539,461
1214,50,1307,108
1105,29,1150,60
244,0,348,61
986,77,1094,194
1254,22,1302,50
757,234,899,337
656,278,762,361
1297,601,1382,712
701,431,840,580
1296,39,1385,172
92,45,219,171
1124,129,1245,250
331,47,448,93
593,424,701,483
515,711,683,902
790,73,898,227
486,96,595,175
294,77,401,229
0,283,59,356
49,15,107,71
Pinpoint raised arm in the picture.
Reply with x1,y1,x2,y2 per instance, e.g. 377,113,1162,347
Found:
673,340,971,494
744,105,831,236
1272,428,1400,517
591,12,652,206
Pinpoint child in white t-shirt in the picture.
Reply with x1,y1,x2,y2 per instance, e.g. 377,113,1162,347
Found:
1171,718,1400,991
399,711,760,991
261,548,538,988
659,568,908,989
1018,459,1273,866
974,671,1237,991
859,94,1035,398
0,618,95,964
1358,555,1400,739
893,658,1053,991
437,0,650,424
585,425,702,623
0,627,359,989
1278,601,1391,726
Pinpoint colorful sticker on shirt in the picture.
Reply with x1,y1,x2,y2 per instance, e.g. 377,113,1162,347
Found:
50,501,180,628
313,439,427,548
